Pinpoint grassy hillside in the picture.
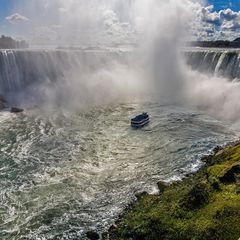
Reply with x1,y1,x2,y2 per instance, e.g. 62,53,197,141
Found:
108,143,240,240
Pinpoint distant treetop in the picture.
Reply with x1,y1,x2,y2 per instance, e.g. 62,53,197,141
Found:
0,35,29,49
189,38,240,48
233,38,240,43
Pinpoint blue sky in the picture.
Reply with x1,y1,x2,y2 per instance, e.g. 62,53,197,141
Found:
208,0,240,11
0,0,12,20
0,0,240,43
0,1,239,19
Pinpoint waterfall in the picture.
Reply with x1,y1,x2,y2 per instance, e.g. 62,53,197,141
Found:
0,49,133,105
184,49,240,79
1,48,240,107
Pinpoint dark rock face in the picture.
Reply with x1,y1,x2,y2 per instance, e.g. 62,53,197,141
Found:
86,231,100,240
135,191,148,200
157,181,168,193
10,107,24,113
213,146,223,155
219,164,240,183
201,155,214,165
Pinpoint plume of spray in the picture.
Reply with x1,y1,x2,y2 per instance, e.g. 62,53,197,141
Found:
134,0,240,124
9,0,194,110
10,0,194,107
9,0,240,124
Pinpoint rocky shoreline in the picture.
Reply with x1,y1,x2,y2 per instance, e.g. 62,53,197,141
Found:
101,141,240,240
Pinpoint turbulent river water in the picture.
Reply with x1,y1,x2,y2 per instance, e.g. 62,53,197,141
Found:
0,101,237,239
0,48,239,239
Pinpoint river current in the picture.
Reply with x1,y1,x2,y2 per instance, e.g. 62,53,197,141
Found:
0,101,236,239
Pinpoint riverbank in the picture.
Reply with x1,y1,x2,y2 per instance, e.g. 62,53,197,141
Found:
107,142,240,240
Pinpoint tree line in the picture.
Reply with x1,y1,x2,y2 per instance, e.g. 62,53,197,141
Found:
0,35,29,49
188,37,240,48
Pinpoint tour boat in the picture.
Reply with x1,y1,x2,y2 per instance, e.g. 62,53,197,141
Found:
131,112,149,128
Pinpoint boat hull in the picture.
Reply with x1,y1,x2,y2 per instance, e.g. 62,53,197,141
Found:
131,118,149,128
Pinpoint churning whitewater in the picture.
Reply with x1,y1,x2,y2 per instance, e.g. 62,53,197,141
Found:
0,101,236,239
0,47,239,239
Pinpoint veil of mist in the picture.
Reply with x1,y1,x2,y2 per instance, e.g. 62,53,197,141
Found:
0,0,240,239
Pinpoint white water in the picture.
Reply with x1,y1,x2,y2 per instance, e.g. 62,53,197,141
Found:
0,102,236,239
185,48,240,79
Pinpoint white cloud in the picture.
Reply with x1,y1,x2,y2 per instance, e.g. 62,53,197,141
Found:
5,0,240,44
222,20,240,30
187,3,240,40
219,8,238,21
5,13,29,24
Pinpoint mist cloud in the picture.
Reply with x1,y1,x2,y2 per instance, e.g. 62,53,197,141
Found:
9,0,200,46
4,0,240,124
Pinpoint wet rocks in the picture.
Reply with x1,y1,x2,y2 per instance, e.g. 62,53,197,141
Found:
10,107,24,113
201,154,215,165
135,191,148,200
86,231,100,240
157,181,168,193
213,146,223,155
219,164,240,183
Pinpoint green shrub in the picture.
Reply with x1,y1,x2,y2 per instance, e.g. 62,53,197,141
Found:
208,176,221,191
181,182,209,210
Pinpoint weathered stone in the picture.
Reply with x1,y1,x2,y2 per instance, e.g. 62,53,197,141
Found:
201,154,215,166
109,224,117,232
86,231,100,240
213,146,223,155
10,107,24,113
135,191,148,200
219,164,240,183
157,181,168,193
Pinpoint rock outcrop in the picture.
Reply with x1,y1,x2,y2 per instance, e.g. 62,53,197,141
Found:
10,107,24,113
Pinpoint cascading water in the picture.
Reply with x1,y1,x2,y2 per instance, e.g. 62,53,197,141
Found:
185,48,240,79
0,49,137,107
1,48,240,105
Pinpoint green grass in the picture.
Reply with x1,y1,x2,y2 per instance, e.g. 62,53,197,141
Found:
109,143,240,240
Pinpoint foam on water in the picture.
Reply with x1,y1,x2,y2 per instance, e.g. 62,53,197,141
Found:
0,102,236,239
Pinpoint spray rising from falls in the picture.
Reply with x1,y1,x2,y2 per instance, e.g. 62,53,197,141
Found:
0,49,145,108
1,47,240,123
180,49,240,123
